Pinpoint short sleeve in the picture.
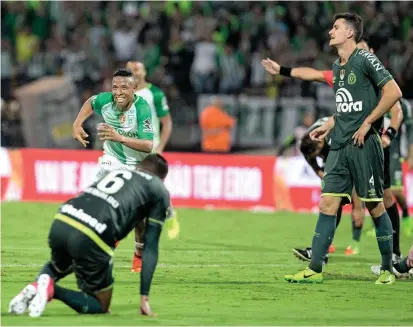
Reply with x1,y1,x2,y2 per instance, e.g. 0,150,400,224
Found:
147,189,171,228
136,97,154,141
361,52,393,89
90,92,113,116
152,86,170,118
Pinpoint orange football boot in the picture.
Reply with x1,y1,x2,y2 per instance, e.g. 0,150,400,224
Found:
131,252,142,272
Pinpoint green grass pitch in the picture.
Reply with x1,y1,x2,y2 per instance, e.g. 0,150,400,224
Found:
1,202,412,326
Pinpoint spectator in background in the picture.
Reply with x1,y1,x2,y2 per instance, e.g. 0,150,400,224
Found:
166,26,193,93
16,25,39,82
217,42,245,94
200,97,235,153
1,99,25,148
190,34,217,93
111,19,141,62
1,39,13,101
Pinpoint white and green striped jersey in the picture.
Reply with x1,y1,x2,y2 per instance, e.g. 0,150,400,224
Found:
134,84,170,148
91,92,154,165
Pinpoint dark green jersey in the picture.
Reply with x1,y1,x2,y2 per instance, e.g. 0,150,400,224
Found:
386,98,413,157
60,169,171,246
330,48,393,150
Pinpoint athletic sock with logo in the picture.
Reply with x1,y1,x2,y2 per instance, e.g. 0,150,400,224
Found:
309,213,337,273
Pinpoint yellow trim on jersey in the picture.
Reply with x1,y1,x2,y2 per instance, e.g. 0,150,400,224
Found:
54,213,114,257
358,197,383,202
148,217,164,226
377,75,392,87
321,193,352,202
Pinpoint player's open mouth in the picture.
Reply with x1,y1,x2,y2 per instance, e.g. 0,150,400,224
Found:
117,97,126,102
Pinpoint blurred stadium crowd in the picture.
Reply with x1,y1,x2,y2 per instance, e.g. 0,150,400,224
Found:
2,1,413,148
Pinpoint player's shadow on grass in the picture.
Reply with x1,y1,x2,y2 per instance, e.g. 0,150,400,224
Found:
183,239,276,253
323,272,380,282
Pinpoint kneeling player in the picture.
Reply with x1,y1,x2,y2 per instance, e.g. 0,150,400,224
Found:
9,154,170,317
292,118,365,264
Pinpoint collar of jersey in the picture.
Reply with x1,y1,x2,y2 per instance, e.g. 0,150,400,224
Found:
334,47,359,68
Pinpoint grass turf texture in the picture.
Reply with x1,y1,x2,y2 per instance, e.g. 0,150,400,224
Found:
1,202,412,326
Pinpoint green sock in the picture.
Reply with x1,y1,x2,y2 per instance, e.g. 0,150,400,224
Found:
372,212,393,271
352,220,362,242
386,202,401,256
309,213,337,273
394,257,411,273
38,261,72,282
53,285,104,314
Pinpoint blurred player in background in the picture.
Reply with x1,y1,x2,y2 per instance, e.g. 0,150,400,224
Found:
9,154,170,317
126,61,179,273
265,13,402,284
278,111,315,156
264,35,406,272
291,117,365,264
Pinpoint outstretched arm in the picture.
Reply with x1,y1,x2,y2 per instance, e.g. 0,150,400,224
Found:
262,58,331,85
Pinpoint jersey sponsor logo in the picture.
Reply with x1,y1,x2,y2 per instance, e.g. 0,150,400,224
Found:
359,50,384,72
348,71,356,85
339,70,345,80
143,118,153,133
335,88,362,113
118,129,138,138
60,204,108,234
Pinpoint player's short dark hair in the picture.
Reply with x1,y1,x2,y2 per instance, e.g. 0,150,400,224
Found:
300,134,318,157
334,12,363,42
113,68,134,78
141,153,169,180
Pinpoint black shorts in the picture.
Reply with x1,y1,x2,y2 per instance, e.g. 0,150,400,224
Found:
48,216,114,294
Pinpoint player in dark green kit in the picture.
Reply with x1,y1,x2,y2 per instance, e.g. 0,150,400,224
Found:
9,154,170,317
387,98,413,237
283,13,403,284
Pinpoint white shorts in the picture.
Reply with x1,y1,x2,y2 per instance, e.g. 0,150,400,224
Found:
95,153,136,182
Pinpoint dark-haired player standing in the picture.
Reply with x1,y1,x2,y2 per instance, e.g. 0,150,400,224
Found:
266,13,403,284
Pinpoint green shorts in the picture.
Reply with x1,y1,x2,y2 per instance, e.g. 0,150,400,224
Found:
322,134,384,204
48,216,114,294
389,149,403,189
